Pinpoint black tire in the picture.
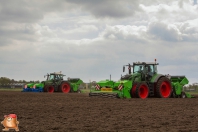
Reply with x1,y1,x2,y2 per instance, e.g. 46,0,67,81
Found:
130,82,138,98
58,82,71,93
77,89,81,93
43,85,48,92
135,82,149,99
46,85,54,93
181,92,186,98
171,92,176,98
156,77,172,98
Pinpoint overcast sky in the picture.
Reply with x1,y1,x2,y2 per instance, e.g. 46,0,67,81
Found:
0,0,198,84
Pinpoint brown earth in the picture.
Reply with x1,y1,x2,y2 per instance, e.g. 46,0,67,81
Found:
0,91,198,132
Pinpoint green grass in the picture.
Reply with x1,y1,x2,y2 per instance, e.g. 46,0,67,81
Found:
81,89,91,93
0,88,91,93
0,88,22,91
186,92,198,95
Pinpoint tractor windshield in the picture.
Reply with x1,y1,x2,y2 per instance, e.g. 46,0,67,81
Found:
46,74,55,80
133,64,155,75
133,65,144,73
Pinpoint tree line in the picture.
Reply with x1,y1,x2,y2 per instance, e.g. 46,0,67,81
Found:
0,77,40,85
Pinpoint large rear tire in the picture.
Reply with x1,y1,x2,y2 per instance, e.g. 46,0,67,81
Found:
46,85,54,93
135,82,149,99
156,77,172,98
59,82,71,93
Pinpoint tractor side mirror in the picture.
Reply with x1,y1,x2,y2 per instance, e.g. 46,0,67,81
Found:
128,64,131,74
129,67,131,74
123,66,125,72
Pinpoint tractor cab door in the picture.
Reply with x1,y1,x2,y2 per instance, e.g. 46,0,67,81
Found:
145,65,154,80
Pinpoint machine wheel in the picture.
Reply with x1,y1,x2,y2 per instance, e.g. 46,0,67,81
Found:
135,82,149,99
59,82,71,93
181,92,186,98
77,89,81,93
171,92,176,98
46,85,54,93
156,77,172,98
131,83,138,98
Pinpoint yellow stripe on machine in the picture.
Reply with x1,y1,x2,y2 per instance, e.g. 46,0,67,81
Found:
101,88,112,91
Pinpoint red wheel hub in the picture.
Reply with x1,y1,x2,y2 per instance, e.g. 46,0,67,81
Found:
160,81,171,98
62,84,70,93
139,85,149,99
48,86,54,93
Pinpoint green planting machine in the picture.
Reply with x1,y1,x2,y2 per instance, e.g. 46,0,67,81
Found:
22,71,84,93
89,60,193,99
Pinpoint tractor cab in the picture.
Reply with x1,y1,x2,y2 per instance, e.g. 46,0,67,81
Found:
122,60,159,81
133,61,159,81
45,72,65,81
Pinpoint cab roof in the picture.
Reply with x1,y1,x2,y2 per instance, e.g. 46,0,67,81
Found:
133,62,159,65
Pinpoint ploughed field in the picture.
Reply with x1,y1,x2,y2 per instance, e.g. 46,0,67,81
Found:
1,91,198,132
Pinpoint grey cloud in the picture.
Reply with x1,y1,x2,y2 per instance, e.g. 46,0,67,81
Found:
0,0,43,23
66,0,141,18
0,24,39,47
194,0,197,5
148,22,181,42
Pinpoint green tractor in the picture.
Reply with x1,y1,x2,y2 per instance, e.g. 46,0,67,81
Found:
89,60,192,99
42,71,84,93
22,71,84,93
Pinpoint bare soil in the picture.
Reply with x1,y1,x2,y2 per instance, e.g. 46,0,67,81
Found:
1,91,198,132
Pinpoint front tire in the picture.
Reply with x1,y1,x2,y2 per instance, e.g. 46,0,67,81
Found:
46,85,54,93
156,77,172,98
135,82,149,99
131,83,138,98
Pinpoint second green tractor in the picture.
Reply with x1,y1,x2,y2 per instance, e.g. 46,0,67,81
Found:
89,60,192,99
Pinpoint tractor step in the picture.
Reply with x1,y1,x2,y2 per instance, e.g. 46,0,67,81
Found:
148,83,155,97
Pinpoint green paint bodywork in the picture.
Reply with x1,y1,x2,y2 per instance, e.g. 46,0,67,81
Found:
34,83,44,89
97,79,115,88
170,76,191,97
69,78,83,92
26,83,35,88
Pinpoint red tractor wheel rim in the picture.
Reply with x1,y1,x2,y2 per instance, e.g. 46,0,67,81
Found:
139,85,148,99
160,81,171,98
48,86,54,93
62,84,70,93
131,84,137,97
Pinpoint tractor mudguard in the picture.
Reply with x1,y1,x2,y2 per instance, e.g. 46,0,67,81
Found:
150,74,166,83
